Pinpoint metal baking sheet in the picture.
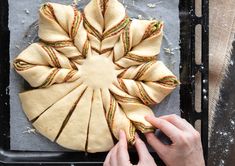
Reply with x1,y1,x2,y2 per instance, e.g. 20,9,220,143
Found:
9,0,180,151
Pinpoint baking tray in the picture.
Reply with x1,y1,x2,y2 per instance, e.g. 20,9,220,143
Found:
0,0,209,165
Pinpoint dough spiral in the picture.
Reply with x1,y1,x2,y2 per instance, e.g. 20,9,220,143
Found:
13,0,179,153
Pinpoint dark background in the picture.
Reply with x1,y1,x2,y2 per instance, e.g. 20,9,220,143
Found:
208,39,235,166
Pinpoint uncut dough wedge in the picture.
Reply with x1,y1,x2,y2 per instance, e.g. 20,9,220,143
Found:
87,89,114,153
13,0,179,152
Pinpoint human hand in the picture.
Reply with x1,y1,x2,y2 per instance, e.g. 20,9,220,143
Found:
104,130,157,166
145,115,205,166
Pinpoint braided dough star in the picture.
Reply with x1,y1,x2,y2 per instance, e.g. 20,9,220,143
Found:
13,0,179,153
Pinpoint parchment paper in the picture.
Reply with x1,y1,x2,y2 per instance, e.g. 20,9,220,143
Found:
9,0,180,151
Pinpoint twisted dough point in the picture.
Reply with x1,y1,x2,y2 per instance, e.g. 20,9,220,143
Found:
112,19,164,67
117,61,179,105
39,3,91,59
84,0,129,56
13,43,80,87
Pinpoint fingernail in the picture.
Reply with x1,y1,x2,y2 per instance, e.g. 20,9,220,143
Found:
155,118,161,124
145,115,157,120
145,115,151,120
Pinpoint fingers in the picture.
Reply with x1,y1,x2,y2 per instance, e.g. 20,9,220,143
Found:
134,133,151,160
118,130,127,149
145,115,182,143
144,132,168,156
135,133,156,165
104,130,131,166
104,145,115,166
117,130,130,163
159,114,195,131
110,145,118,166
105,131,157,166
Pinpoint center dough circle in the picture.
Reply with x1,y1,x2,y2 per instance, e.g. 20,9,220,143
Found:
79,55,117,89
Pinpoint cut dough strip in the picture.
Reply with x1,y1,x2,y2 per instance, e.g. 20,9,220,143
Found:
87,89,114,152
19,79,83,121
32,84,87,142
56,87,93,151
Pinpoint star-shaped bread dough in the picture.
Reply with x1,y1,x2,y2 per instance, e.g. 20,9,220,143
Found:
13,0,179,153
